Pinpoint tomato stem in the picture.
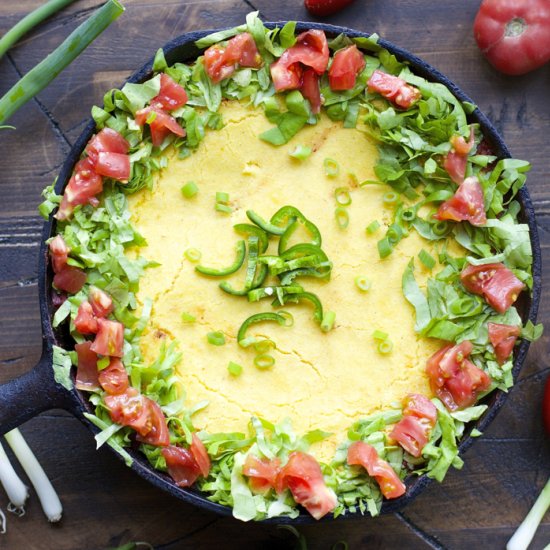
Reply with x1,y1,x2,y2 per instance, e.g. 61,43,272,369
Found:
505,17,527,38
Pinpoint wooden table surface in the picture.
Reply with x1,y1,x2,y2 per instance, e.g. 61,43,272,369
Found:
1,1,549,548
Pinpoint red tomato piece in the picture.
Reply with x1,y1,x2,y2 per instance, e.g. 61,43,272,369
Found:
162,445,202,487
367,70,421,109
90,318,124,357
75,341,100,392
434,176,487,227
152,73,188,111
94,152,131,182
443,128,475,184
474,0,550,75
277,451,337,520
65,158,104,206
98,357,129,395
89,286,114,318
49,234,69,273
304,0,355,17
74,301,98,335
204,45,237,83
105,388,169,446
461,263,525,314
136,398,170,447
488,322,521,364
328,45,366,91
390,416,431,458
243,454,281,493
347,441,406,499
190,434,211,478
426,341,491,410
223,32,262,68
299,68,322,114
135,106,186,147
270,30,329,92
53,266,87,294
402,393,438,424
86,128,129,163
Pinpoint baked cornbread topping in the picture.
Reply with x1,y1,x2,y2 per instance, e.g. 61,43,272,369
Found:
42,13,540,521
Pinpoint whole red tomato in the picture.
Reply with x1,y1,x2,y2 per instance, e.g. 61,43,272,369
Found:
474,0,550,75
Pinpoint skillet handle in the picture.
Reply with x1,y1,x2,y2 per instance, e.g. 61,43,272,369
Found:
0,349,74,436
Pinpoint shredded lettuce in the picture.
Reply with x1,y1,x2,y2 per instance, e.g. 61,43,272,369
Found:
52,345,73,390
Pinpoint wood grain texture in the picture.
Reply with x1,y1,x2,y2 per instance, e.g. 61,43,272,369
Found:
0,0,549,548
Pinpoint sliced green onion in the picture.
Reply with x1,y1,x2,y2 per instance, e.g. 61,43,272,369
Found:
181,181,198,198
334,207,349,229
0,440,28,512
289,145,312,160
401,208,416,222
237,312,288,344
181,312,196,323
277,310,294,327
0,0,78,60
366,220,380,234
432,220,450,236
387,224,404,244
254,354,275,370
207,331,226,346
382,191,398,205
418,249,436,270
227,361,243,376
378,340,394,354
215,203,233,214
321,311,336,332
184,248,202,263
216,191,230,204
324,158,340,177
238,336,258,348
334,187,352,206
196,240,246,276
355,276,372,292
372,329,388,340
0,0,125,125
377,237,392,259
253,339,276,354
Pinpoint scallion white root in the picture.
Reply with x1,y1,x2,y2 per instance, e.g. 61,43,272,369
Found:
0,440,28,512
4,429,62,523
0,509,6,535
507,477,550,550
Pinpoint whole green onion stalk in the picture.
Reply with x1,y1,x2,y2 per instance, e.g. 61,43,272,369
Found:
0,440,28,513
0,0,124,125
0,0,78,60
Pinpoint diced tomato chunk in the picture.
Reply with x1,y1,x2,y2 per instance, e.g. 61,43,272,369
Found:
204,45,236,83
277,451,337,520
94,152,131,182
328,45,366,91
347,441,406,499
75,341,100,391
434,176,487,226
223,32,262,68
65,158,104,206
89,286,114,318
49,235,69,273
461,263,525,313
426,341,491,410
299,68,322,114
90,318,124,357
444,128,475,184
367,70,421,109
105,388,169,446
152,73,188,111
243,454,281,493
190,434,211,478
135,106,185,147
390,415,431,458
162,445,202,487
488,322,521,364
74,301,98,335
53,265,87,294
98,357,129,395
270,30,329,92
86,128,129,163
402,393,438,424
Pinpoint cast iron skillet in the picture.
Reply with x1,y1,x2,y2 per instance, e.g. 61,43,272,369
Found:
0,22,542,523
